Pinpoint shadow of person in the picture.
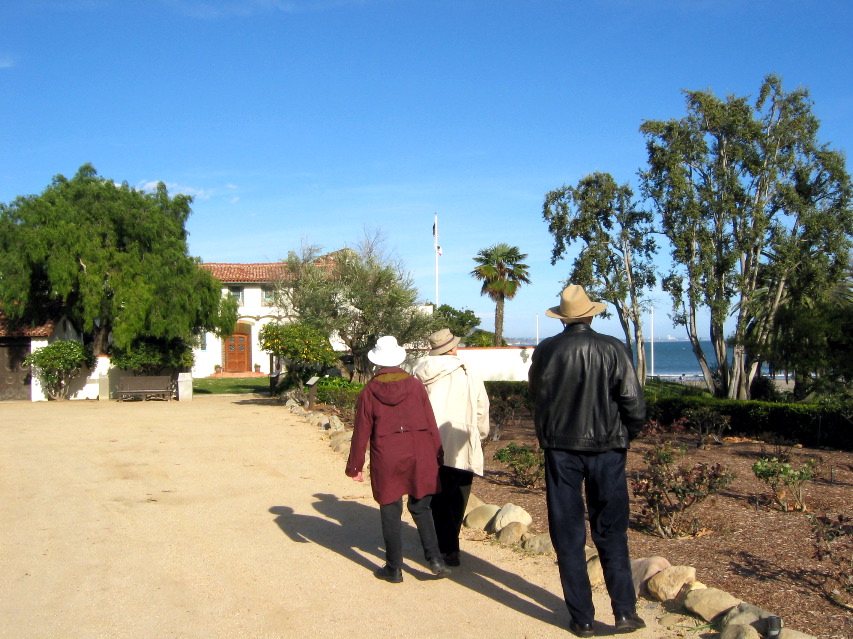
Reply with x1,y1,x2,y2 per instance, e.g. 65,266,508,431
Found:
270,494,570,630
269,495,382,572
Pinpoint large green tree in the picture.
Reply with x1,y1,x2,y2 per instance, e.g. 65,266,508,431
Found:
432,303,481,339
275,235,435,383
543,171,658,383
471,243,532,347
640,75,853,398
0,164,238,356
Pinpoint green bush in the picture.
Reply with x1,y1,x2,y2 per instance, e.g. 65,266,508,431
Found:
24,340,95,400
752,457,816,512
486,381,532,442
315,377,363,421
494,442,545,488
109,337,193,375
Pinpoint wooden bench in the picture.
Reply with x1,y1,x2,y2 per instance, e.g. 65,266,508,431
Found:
118,376,174,401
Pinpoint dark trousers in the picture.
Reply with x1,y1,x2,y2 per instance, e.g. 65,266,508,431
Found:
379,495,441,570
431,465,474,555
544,448,636,625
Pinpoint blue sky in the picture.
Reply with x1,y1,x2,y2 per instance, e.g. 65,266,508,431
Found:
1,0,851,341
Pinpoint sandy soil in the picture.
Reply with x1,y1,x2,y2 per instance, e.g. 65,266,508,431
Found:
0,394,668,639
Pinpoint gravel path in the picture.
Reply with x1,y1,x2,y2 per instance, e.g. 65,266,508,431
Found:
0,395,667,639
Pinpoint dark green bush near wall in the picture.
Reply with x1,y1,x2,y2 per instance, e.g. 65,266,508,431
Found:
647,397,853,450
477,380,852,452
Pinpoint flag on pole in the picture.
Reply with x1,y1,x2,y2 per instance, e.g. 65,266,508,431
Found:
432,222,436,237
436,245,442,256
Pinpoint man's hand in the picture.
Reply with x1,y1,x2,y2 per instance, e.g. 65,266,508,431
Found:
352,471,364,482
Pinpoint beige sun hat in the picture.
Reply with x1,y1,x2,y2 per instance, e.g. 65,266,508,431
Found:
545,285,607,320
427,328,461,356
367,336,407,367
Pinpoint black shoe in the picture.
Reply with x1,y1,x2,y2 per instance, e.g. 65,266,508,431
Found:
443,551,461,567
428,558,452,578
614,611,646,633
568,620,594,638
374,565,403,583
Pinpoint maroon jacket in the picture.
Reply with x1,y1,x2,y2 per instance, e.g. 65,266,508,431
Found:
346,367,443,505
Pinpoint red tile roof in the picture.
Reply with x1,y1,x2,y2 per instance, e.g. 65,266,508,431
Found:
200,251,348,284
0,313,56,338
201,263,288,284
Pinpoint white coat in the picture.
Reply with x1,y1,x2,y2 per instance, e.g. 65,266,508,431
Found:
413,355,490,476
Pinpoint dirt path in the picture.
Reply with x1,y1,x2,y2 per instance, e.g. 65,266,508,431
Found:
0,395,667,639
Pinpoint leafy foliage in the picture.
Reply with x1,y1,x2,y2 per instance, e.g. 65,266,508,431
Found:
493,442,544,488
640,75,853,399
24,340,95,400
465,329,506,347
274,235,434,383
432,304,480,338
0,164,238,355
682,406,731,448
315,376,364,421
632,440,735,538
471,243,531,346
258,322,337,387
109,337,194,375
752,457,816,512
542,172,657,381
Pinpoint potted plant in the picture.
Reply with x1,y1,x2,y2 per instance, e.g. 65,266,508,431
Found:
254,363,261,373
214,364,222,374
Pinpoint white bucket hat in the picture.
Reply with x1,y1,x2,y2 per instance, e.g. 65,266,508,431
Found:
367,335,407,367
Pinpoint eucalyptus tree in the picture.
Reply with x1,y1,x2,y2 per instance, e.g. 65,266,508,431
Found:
543,171,657,382
641,75,852,398
0,164,237,356
276,234,434,383
470,243,532,346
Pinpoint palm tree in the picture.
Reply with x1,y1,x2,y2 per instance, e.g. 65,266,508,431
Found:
471,243,532,346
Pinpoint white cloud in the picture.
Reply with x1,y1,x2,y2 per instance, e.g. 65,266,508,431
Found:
0,56,15,69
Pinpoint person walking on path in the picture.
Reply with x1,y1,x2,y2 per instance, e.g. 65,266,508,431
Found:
528,285,647,637
413,328,490,567
346,335,452,583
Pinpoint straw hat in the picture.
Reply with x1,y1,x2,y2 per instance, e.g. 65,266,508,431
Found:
367,336,407,367
545,285,607,320
427,328,461,356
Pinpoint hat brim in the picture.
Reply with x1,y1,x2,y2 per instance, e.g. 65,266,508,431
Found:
368,347,407,367
429,335,461,356
545,301,607,320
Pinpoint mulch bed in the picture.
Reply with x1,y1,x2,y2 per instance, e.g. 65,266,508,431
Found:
476,416,853,639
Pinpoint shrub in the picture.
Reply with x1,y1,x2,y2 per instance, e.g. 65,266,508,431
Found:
259,322,337,388
808,512,853,610
682,406,731,448
24,340,95,400
493,442,544,488
109,337,193,375
487,382,530,442
752,456,816,512
315,376,363,422
632,440,736,538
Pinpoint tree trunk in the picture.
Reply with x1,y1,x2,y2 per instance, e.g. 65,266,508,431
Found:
494,298,505,346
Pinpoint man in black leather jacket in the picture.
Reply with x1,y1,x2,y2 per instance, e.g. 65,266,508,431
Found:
528,285,647,637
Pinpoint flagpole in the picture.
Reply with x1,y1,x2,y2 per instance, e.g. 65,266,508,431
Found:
650,306,655,377
433,213,439,307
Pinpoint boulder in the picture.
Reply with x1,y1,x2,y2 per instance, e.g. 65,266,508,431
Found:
720,624,761,639
496,521,528,544
464,504,501,530
647,565,697,602
683,587,742,622
465,493,484,515
631,556,671,596
490,503,533,533
520,533,554,555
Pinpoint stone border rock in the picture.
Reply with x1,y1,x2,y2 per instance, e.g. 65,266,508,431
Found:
293,403,812,639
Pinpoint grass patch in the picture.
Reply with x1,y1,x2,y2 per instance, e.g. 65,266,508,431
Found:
193,377,270,395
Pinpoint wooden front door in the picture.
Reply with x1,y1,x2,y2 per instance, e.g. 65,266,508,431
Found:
0,338,31,401
224,333,250,372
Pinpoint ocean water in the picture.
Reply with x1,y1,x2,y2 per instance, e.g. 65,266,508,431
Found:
643,340,714,378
